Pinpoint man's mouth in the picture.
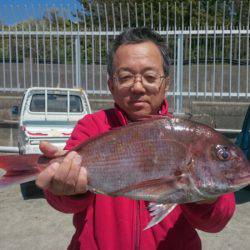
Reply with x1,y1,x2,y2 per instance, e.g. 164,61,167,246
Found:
131,99,147,104
132,100,146,106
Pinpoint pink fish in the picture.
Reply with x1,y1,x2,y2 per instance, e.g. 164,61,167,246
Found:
1,117,250,229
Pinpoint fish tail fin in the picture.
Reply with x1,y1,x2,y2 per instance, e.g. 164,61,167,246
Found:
0,154,45,188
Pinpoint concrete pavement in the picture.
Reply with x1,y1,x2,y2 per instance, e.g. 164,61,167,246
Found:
0,186,249,250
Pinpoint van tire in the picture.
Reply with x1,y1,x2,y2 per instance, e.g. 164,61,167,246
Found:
20,181,44,200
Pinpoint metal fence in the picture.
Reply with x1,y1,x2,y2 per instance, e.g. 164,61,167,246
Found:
0,1,250,113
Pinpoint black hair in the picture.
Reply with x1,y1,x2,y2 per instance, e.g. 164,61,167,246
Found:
107,27,170,77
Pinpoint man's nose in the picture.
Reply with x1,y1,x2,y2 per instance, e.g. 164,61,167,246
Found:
131,76,146,93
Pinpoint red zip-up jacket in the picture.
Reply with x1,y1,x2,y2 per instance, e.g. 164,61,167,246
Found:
44,99,235,250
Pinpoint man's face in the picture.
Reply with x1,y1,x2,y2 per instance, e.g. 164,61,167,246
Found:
108,41,169,121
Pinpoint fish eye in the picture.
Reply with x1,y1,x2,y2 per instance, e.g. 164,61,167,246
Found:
215,145,231,161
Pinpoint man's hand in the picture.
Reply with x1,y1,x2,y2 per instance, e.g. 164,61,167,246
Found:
36,141,87,196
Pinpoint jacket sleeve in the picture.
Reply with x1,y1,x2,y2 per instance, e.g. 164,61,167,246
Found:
180,193,235,233
44,114,102,214
44,190,94,214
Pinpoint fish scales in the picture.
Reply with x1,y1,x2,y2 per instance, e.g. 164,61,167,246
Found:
1,117,250,205
79,118,189,198
1,117,250,229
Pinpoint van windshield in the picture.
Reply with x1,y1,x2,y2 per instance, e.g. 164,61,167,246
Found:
30,94,83,113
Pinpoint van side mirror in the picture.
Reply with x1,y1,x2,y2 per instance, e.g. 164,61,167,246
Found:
12,105,19,115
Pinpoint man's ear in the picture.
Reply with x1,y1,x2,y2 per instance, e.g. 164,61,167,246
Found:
108,78,115,94
164,76,170,92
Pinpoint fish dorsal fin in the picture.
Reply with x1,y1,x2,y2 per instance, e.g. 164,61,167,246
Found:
132,115,172,122
109,116,172,131
145,203,177,230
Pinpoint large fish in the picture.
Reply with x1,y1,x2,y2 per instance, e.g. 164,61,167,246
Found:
1,117,250,229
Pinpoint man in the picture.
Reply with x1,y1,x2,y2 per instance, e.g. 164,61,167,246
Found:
36,28,235,250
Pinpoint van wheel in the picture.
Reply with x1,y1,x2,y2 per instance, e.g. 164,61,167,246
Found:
20,181,44,200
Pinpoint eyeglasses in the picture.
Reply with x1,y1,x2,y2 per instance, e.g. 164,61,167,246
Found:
113,72,166,92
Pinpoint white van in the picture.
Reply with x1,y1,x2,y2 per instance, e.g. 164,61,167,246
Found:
17,87,91,199
18,87,91,154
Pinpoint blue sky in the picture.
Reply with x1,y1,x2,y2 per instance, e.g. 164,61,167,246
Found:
0,0,83,25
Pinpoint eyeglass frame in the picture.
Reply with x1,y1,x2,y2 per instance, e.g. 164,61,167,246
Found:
112,72,167,91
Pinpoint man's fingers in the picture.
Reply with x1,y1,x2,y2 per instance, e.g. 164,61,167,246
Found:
36,150,87,196
39,141,67,158
75,167,88,194
51,151,77,194
39,141,58,157
36,162,59,190
62,154,82,195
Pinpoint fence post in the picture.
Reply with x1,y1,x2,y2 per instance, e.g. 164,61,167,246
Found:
175,33,184,114
75,36,81,88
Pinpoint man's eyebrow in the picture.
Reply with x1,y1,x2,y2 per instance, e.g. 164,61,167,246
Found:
116,67,160,73
116,67,134,73
142,67,161,73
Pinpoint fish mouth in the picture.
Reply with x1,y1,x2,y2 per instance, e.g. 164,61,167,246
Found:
233,174,250,190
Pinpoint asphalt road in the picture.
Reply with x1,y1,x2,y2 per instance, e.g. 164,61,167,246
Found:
0,185,250,250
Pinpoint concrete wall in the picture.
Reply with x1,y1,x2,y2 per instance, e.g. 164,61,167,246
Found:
0,93,249,131
1,63,249,94
1,62,249,130
0,94,114,122
191,101,249,130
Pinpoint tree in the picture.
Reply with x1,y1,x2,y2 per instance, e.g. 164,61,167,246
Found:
75,1,249,30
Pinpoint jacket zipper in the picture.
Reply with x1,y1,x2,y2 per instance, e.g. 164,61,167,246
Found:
134,201,140,250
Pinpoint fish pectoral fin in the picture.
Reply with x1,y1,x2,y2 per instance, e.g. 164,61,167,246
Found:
109,174,189,198
144,202,177,230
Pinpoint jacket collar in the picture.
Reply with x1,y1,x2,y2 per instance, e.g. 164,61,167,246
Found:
114,97,171,126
